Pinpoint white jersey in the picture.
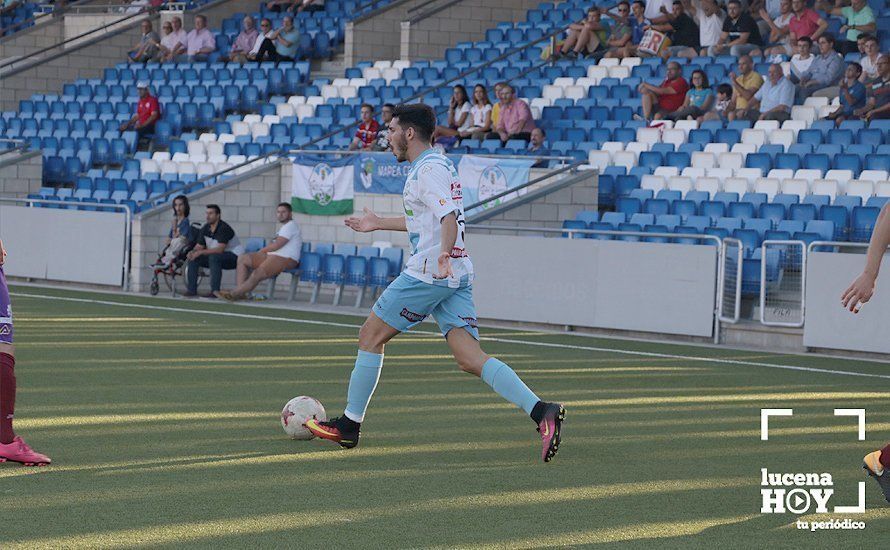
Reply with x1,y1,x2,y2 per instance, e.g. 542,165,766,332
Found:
402,148,473,287
269,219,302,262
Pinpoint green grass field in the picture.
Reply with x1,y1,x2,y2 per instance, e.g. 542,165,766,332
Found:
2,285,889,548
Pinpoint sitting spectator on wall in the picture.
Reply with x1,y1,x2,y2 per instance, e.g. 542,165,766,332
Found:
560,7,611,58
856,57,890,121
220,203,301,302
602,2,633,57
831,0,876,55
649,0,700,60
637,61,689,121
228,16,258,64
273,16,300,61
494,84,535,144
128,20,160,63
787,0,827,45
119,81,159,150
184,205,244,299
743,63,795,122
709,0,763,57
790,36,814,81
465,85,492,141
794,33,844,102
155,195,192,269
826,63,867,126
859,35,883,82
247,19,278,62
372,103,395,151
434,85,472,146
703,83,735,122
605,0,648,58
681,0,722,58
350,103,380,150
727,55,764,121
178,15,215,63
667,69,714,120
761,0,793,56
159,17,186,63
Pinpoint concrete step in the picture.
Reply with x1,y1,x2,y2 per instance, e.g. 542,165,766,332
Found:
720,318,804,352
311,52,346,80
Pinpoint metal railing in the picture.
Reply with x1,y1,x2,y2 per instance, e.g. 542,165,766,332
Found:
760,240,806,327
0,197,132,291
718,237,742,324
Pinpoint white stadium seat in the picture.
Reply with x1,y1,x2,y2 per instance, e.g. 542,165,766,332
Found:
811,179,839,199
768,129,794,150
661,129,686,147
612,151,637,170
794,169,823,182
625,141,650,155
780,178,810,199
587,150,611,170
667,176,693,194
695,177,720,196
653,166,679,178
641,175,666,192
846,180,875,201
636,127,661,144
717,152,744,170
723,178,749,195
754,177,780,200
768,169,794,181
691,152,716,169
824,169,853,188
703,142,729,154
741,128,766,147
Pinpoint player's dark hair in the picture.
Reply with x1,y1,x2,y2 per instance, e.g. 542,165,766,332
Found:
691,69,710,89
797,35,812,45
717,83,733,96
206,204,221,215
360,103,373,112
383,103,395,110
392,103,437,142
820,33,835,45
278,202,293,211
172,194,190,218
850,62,863,75
537,127,546,137
727,0,740,6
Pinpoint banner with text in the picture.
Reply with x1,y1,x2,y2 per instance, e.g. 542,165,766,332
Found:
291,155,355,215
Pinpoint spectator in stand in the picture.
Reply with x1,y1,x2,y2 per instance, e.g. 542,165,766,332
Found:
703,83,736,122
787,0,827,43
372,103,395,151
559,7,611,58
826,63,867,125
219,203,302,302
751,0,783,39
527,128,548,153
648,0,700,60
227,16,258,64
667,69,714,121
273,16,300,61
856,57,890,121
494,84,535,144
247,19,279,62
831,0,876,55
155,195,192,269
350,103,379,150
761,0,794,56
605,0,649,58
119,81,160,150
790,35,814,81
727,55,763,121
128,20,160,63
159,17,186,63
680,0,723,58
794,33,844,101
859,35,883,82
490,82,506,129
709,0,763,57
466,84,492,141
743,63,795,122
637,60,689,121
602,2,633,57
179,15,215,63
434,85,472,147
644,0,673,25
267,0,323,12
184,205,244,299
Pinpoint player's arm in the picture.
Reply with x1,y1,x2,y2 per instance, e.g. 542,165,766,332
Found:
842,202,890,312
345,207,407,232
434,212,458,279
261,237,288,253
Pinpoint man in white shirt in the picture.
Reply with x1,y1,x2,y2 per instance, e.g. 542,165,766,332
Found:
681,0,723,57
220,203,302,301
790,36,815,81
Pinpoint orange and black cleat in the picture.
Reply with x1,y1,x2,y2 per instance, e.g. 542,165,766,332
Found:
863,449,890,503
305,416,361,449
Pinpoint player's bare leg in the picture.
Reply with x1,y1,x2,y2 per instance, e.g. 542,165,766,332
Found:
864,444,890,503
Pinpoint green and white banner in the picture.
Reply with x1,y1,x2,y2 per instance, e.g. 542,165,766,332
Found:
291,156,354,215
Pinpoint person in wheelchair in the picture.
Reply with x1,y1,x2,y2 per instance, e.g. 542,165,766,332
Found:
219,203,302,301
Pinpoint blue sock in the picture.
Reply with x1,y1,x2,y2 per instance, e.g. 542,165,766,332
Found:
344,350,384,423
481,357,540,415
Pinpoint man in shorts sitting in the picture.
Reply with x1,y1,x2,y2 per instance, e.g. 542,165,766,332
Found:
219,203,302,301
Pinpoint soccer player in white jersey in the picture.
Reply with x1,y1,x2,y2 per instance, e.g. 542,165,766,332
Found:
842,201,890,502
305,104,566,462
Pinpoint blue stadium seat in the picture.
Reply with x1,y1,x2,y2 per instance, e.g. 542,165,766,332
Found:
728,201,755,220
819,205,849,240
759,203,786,228
562,219,587,238
851,206,880,242
806,220,835,242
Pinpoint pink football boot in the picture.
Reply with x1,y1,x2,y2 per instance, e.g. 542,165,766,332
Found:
0,436,51,466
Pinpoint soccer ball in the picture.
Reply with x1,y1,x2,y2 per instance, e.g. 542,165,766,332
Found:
281,396,326,440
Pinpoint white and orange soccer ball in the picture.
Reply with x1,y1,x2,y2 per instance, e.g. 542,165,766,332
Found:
280,396,326,440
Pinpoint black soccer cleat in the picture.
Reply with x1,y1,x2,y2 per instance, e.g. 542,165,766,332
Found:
305,416,361,449
536,402,566,463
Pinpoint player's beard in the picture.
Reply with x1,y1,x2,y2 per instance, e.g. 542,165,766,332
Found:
393,134,409,163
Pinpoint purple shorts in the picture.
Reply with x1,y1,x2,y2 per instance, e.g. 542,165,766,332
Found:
0,267,12,345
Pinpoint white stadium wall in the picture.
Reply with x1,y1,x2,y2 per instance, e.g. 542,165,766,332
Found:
468,232,719,337
804,252,890,354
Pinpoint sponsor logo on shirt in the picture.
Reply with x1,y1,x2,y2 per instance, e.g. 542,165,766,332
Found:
399,308,426,323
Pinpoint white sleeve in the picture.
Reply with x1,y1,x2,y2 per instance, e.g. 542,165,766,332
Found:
419,164,459,221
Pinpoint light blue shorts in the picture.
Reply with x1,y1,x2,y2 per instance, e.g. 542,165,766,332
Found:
372,273,479,340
